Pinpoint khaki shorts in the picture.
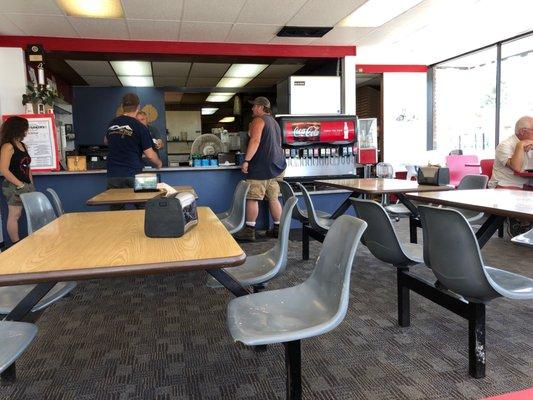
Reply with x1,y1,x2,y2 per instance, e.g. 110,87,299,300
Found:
247,172,285,201
2,181,35,206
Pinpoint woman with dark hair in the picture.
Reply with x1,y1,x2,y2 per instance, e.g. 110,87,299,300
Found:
0,116,35,243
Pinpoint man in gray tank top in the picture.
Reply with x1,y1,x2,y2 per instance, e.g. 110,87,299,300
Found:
234,97,287,242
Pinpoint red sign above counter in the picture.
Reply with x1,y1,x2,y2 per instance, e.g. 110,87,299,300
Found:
279,116,357,146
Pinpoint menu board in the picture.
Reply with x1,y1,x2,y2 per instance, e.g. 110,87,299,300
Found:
281,118,356,145
2,114,60,171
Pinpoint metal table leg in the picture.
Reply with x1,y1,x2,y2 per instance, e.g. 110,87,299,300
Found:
397,194,420,244
206,269,251,297
302,225,310,260
475,215,506,248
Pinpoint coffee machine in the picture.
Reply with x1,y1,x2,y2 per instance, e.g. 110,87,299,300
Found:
276,115,359,179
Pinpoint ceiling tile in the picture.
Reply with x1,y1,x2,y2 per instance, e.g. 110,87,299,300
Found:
0,14,25,35
122,0,183,20
179,21,232,42
237,0,307,25
0,0,63,14
164,92,184,103
226,24,279,43
182,0,246,23
258,64,304,78
153,76,187,86
310,27,373,45
268,36,314,45
68,17,129,39
66,60,116,76
180,93,208,104
186,77,220,88
128,20,179,40
152,62,191,77
189,63,230,78
288,0,367,27
245,78,281,87
82,75,121,86
4,14,78,37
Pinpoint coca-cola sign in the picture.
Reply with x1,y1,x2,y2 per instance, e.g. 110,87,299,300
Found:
283,119,356,144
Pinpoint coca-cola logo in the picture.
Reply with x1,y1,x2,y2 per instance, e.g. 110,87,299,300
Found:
292,124,320,138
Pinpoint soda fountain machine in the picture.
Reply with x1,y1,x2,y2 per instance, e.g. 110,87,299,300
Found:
276,114,360,180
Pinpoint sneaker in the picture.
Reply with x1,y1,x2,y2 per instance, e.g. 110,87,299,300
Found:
234,225,256,242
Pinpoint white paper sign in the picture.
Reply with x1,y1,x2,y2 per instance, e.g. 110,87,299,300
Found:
3,114,61,171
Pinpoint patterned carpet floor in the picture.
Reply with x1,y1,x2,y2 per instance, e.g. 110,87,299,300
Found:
0,219,531,399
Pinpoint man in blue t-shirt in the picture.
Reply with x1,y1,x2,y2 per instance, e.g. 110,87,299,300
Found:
104,93,162,210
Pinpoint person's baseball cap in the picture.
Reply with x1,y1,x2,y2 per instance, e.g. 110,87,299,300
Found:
248,96,271,108
122,93,140,107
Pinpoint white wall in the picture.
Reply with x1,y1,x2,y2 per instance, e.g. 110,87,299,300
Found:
165,110,201,141
382,72,429,170
0,47,27,116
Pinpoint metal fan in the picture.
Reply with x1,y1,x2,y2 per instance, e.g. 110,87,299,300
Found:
190,134,223,156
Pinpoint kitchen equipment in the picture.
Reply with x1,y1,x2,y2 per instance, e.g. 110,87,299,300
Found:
190,134,223,157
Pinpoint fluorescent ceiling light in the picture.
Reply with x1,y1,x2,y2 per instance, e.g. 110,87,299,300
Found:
57,0,124,18
118,76,154,87
216,77,253,88
219,117,235,123
225,64,268,78
202,108,219,115
206,93,235,102
339,0,423,27
110,61,151,76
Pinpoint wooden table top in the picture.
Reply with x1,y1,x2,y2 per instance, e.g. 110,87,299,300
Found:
0,207,245,285
315,178,454,194
406,189,533,220
87,186,197,205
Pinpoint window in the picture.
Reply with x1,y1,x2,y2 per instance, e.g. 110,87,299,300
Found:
433,47,497,156
499,34,533,141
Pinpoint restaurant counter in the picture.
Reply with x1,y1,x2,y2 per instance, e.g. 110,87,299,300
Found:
1,166,354,244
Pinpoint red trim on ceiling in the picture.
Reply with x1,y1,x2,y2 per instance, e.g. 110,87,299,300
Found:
0,35,356,58
356,64,428,73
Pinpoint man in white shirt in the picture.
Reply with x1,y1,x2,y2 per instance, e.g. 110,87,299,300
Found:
490,115,533,189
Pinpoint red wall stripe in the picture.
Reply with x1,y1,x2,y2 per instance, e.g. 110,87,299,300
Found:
356,64,427,73
0,35,356,58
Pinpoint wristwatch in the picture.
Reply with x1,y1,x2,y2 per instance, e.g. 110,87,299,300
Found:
244,159,251,163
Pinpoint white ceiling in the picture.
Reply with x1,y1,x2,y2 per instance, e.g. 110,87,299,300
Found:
0,0,532,64
65,60,304,87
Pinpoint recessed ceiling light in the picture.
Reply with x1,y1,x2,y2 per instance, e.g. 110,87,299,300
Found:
216,77,253,88
118,76,154,87
202,108,219,115
339,0,423,27
206,93,235,102
219,117,235,123
57,0,124,18
110,61,151,76
225,64,268,78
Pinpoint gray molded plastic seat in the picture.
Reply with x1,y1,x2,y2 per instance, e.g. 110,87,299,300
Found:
217,181,250,234
450,174,489,222
419,205,533,302
511,228,533,248
227,215,367,346
207,197,297,288
0,192,77,317
351,198,422,267
46,188,64,216
279,180,331,223
296,182,334,232
0,321,37,374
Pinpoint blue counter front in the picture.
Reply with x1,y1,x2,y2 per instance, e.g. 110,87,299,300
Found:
0,166,354,245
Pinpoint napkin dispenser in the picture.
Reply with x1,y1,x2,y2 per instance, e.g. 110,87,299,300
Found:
144,192,198,238
417,166,450,186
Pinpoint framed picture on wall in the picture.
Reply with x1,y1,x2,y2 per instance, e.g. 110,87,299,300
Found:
1,114,60,171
